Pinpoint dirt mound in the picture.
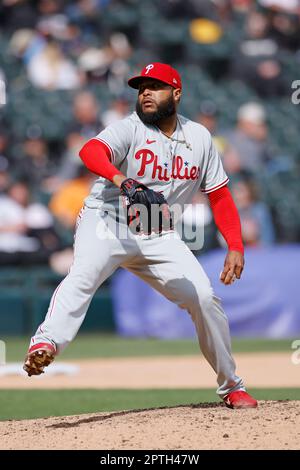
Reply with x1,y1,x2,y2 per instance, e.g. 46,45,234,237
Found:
1,401,299,450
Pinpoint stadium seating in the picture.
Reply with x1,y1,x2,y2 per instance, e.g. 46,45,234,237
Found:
0,268,115,335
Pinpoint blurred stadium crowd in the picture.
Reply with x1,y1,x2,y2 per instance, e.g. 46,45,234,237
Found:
0,0,300,271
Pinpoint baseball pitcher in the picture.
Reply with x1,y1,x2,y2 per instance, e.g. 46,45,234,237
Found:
23,62,257,409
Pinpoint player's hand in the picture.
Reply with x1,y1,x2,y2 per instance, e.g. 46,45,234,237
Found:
120,178,173,235
220,250,244,285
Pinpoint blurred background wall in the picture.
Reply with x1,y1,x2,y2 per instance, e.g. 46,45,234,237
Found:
0,0,299,338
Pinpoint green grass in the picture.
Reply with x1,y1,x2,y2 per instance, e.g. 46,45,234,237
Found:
2,335,294,362
0,389,299,421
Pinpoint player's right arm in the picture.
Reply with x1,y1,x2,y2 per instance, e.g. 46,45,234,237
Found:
79,138,127,187
79,117,134,187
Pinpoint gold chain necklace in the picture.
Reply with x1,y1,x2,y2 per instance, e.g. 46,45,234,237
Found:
157,118,192,150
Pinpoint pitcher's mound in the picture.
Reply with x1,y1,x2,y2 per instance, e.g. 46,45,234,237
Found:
1,401,299,450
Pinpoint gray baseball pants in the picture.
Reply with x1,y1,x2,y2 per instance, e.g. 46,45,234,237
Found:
31,206,244,397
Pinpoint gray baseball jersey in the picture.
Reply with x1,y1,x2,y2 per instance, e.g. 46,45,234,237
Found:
85,111,228,218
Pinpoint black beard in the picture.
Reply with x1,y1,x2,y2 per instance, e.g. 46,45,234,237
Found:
136,95,176,125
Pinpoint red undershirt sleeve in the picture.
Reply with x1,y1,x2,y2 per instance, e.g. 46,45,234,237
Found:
79,138,123,182
207,185,244,254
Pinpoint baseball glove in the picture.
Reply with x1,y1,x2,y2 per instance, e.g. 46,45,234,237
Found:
120,178,173,235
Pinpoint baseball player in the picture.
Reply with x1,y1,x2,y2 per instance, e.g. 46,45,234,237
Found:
23,63,257,409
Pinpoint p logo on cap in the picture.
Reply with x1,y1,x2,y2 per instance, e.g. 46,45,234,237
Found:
145,64,154,75
128,62,182,90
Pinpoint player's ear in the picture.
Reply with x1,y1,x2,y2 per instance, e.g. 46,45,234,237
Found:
173,88,181,103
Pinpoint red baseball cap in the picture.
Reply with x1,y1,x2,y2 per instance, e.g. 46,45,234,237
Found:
128,62,182,90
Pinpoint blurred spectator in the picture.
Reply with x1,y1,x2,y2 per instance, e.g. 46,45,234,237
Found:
268,9,300,51
109,32,132,62
49,166,95,229
195,101,234,177
48,93,125,188
0,181,62,265
102,96,130,127
78,47,112,83
189,0,232,20
258,0,299,14
0,157,11,194
0,0,38,33
0,123,11,188
232,10,288,97
17,136,56,192
155,0,192,19
0,127,11,161
222,144,244,176
34,2,91,58
156,0,235,21
9,27,82,90
194,101,218,135
77,32,131,93
0,69,7,108
230,1,255,13
27,39,82,90
253,59,287,97
9,28,41,61
68,90,103,138
107,36,131,94
40,16,85,59
65,0,110,36
221,102,272,173
231,179,275,245
37,0,62,17
55,132,86,182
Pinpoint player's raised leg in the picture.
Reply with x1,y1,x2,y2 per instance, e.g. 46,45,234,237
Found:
124,233,256,407
23,208,134,376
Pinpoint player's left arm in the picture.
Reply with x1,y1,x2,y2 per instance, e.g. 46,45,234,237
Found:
208,185,244,285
